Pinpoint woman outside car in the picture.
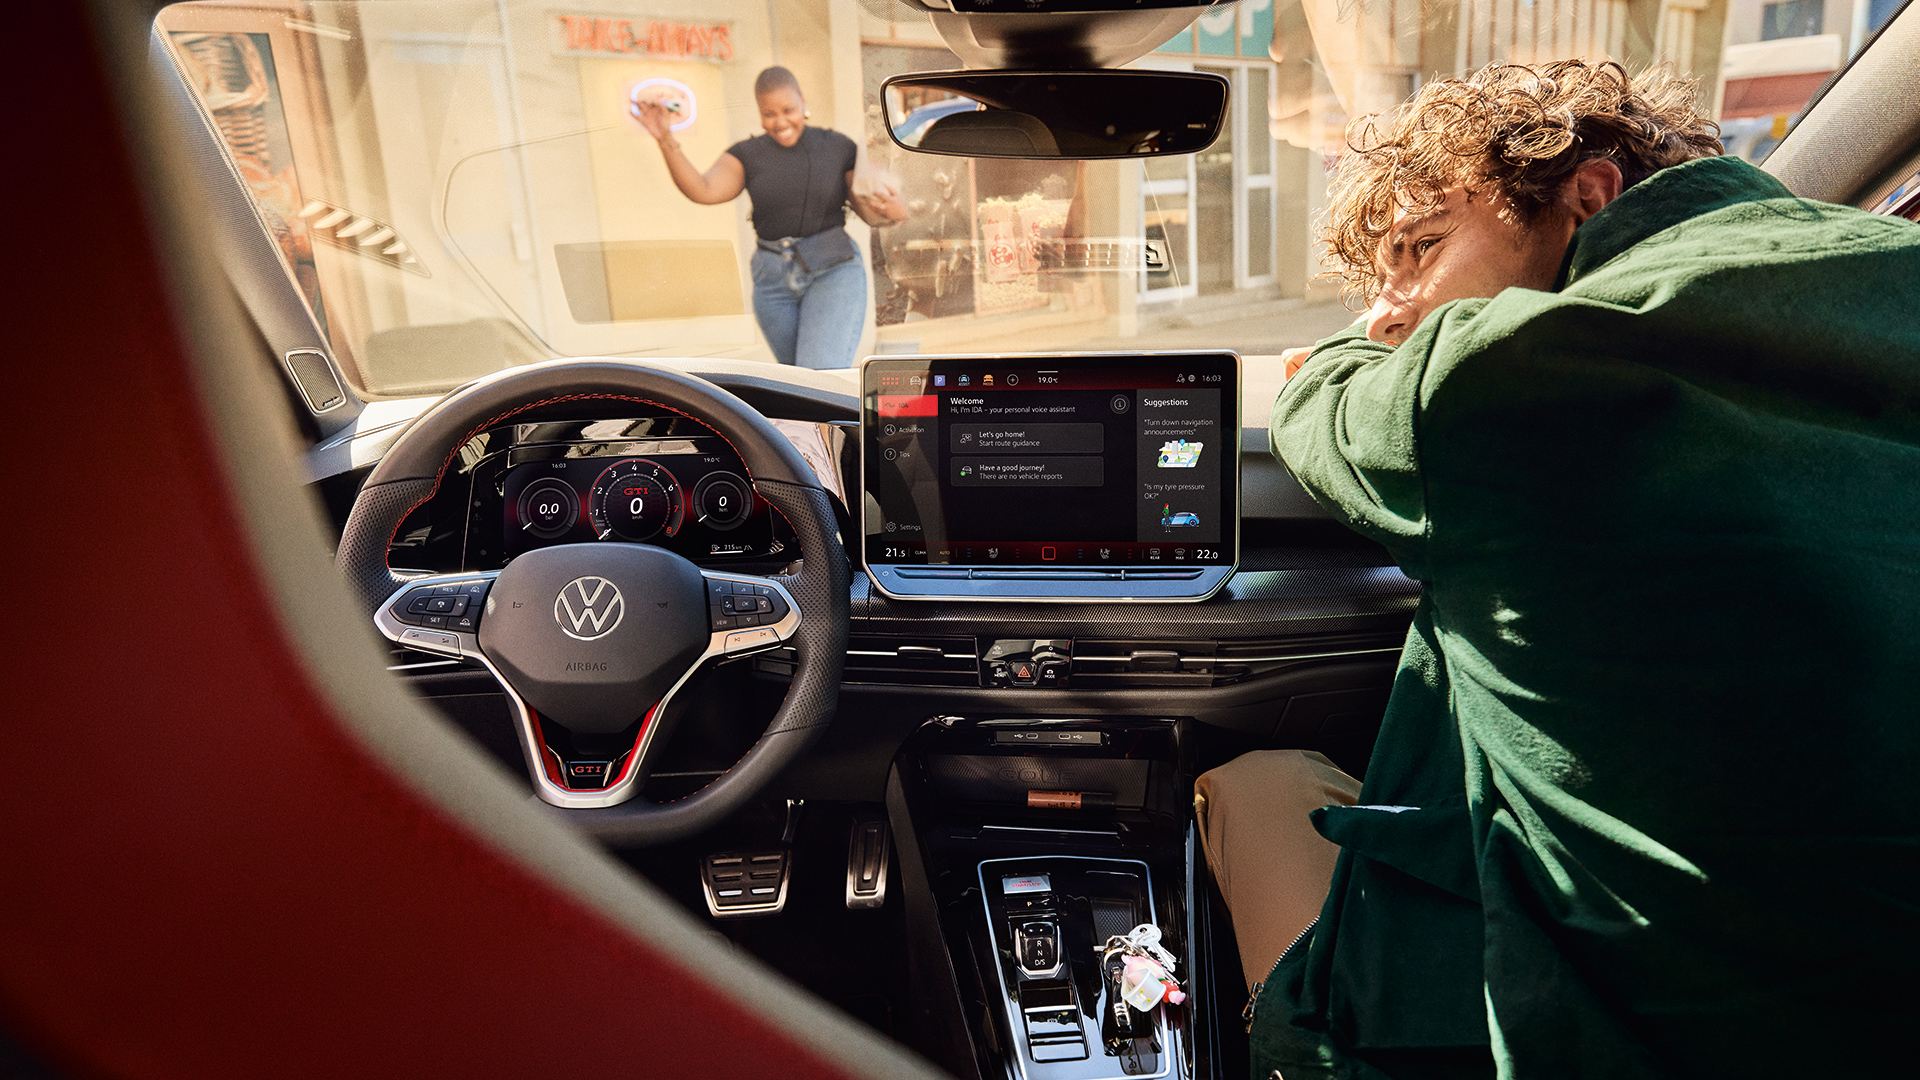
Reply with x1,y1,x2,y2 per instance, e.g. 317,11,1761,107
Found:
634,66,907,369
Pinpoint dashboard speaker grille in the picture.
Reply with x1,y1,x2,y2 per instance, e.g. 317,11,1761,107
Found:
284,348,347,413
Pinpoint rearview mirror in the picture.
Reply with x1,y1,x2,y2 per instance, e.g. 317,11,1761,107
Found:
882,70,1228,160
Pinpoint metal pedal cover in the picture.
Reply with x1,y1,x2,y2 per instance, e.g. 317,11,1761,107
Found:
701,851,790,918
845,819,889,910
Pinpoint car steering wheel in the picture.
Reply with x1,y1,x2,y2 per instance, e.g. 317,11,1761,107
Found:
334,359,850,846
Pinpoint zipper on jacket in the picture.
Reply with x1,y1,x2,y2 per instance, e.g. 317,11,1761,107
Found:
1243,915,1318,1033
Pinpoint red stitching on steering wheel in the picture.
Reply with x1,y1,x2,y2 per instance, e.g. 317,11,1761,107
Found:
373,388,825,816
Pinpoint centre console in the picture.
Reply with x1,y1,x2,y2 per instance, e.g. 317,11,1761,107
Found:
979,857,1173,1079
885,713,1239,1080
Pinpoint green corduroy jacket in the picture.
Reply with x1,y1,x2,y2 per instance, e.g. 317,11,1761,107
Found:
1254,155,1920,1080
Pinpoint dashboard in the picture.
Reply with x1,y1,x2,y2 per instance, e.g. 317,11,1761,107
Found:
333,365,1414,790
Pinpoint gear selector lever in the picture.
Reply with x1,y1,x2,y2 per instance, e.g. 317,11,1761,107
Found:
1015,918,1061,976
1002,873,1063,978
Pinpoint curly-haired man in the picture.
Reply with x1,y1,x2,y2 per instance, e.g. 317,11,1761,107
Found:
1199,61,1920,1078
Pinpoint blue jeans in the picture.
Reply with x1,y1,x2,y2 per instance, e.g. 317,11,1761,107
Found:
750,243,867,369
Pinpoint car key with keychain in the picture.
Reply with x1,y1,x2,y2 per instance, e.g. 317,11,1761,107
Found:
1097,922,1184,1048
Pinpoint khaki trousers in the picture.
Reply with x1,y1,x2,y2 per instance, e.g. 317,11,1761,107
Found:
1193,750,1361,991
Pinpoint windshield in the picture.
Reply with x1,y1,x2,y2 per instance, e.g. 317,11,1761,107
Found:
157,0,1901,397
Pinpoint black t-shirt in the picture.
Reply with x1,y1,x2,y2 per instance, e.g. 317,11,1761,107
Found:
726,127,857,241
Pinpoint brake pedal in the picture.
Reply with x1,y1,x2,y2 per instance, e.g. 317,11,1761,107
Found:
845,819,890,910
701,851,790,918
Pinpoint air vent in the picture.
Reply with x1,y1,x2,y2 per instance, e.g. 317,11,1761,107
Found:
1210,636,1404,685
844,635,980,687
1068,640,1218,689
1072,636,1403,688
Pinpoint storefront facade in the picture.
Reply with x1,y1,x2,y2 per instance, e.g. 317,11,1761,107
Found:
1147,4,1283,301
164,0,877,393
162,0,1740,391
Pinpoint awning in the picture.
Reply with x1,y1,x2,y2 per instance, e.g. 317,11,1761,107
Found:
1720,71,1832,120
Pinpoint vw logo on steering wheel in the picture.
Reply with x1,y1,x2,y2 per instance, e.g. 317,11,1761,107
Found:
554,576,625,641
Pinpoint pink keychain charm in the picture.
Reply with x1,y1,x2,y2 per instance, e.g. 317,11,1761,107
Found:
1119,953,1187,1010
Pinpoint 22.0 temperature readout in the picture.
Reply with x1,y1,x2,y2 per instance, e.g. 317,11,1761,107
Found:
587,458,685,542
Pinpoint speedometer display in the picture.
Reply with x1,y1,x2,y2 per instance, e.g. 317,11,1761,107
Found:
587,458,685,542
475,422,794,568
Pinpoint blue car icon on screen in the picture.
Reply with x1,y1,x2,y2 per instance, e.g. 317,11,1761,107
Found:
1163,511,1200,528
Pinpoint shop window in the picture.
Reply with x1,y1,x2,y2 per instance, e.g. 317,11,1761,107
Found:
1247,190,1274,280
1142,190,1194,296
1141,153,1196,300
1243,67,1271,178
866,42,976,325
1761,0,1824,40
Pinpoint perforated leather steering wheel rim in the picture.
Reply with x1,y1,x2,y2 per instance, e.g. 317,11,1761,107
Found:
335,359,851,846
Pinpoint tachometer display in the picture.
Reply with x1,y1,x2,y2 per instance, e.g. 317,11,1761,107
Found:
587,458,685,542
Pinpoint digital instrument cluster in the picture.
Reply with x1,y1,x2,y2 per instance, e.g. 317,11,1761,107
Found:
460,422,792,568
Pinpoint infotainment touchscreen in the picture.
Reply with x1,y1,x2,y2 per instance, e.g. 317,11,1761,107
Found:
861,353,1240,601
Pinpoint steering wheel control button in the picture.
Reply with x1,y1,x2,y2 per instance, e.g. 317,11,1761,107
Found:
399,627,461,655
705,577,793,633
723,627,781,654
390,584,447,626
720,594,775,616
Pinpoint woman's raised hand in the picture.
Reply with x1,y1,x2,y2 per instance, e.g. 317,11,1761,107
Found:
850,165,909,225
630,100,674,141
